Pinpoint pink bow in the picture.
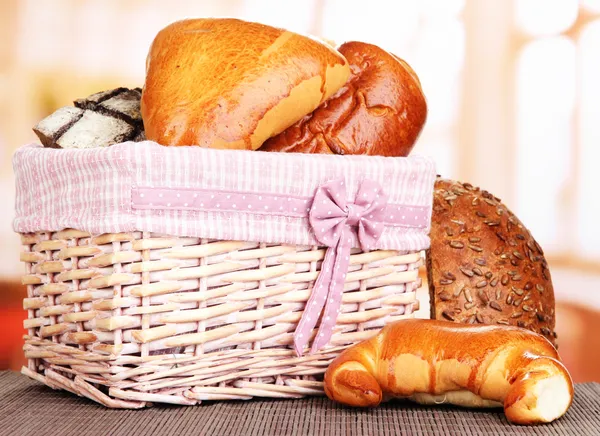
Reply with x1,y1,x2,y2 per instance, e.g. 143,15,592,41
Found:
293,178,387,356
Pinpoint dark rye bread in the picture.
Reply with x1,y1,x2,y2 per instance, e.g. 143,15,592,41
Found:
427,178,557,346
33,106,84,148
34,87,144,149
73,87,127,109
75,87,143,126
54,111,135,149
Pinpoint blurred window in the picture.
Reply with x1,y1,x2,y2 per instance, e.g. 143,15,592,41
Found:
577,20,600,260
516,0,579,36
515,37,576,253
515,1,600,261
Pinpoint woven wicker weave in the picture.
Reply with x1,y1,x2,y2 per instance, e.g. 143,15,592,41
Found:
19,229,422,407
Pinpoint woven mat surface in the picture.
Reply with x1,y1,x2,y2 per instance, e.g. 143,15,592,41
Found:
1,372,599,436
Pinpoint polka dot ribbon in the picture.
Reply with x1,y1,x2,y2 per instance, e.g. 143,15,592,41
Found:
293,178,388,357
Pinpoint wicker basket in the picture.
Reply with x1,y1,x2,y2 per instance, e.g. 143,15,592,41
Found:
14,142,435,407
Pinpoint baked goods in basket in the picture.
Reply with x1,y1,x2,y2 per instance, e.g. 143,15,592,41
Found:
324,319,573,425
261,41,427,156
141,18,350,149
32,19,426,155
426,178,557,345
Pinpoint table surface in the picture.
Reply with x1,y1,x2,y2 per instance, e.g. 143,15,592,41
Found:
1,372,599,436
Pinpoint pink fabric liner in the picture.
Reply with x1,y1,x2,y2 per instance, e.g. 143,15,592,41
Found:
13,141,436,253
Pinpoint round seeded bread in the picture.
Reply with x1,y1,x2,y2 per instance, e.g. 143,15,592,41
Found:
426,178,557,346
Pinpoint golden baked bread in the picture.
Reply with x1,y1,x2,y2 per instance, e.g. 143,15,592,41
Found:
141,18,350,149
324,319,573,425
260,41,427,156
427,178,557,346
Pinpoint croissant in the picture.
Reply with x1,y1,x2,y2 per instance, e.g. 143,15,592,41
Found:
324,319,573,425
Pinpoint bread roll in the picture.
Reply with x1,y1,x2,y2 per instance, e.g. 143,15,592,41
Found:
260,41,427,156
427,178,556,346
141,18,350,149
324,319,573,425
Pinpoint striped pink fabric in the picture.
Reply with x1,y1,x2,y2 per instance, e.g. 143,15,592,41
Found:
13,141,436,252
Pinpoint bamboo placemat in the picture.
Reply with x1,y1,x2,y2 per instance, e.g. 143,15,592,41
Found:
1,371,598,436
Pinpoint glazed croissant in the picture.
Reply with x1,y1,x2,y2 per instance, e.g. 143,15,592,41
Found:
324,319,573,425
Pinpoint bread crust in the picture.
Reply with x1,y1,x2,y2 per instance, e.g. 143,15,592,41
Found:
141,18,349,149
427,178,557,346
260,41,427,156
324,319,573,425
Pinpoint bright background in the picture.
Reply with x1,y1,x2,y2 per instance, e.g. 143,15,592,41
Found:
0,0,599,379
